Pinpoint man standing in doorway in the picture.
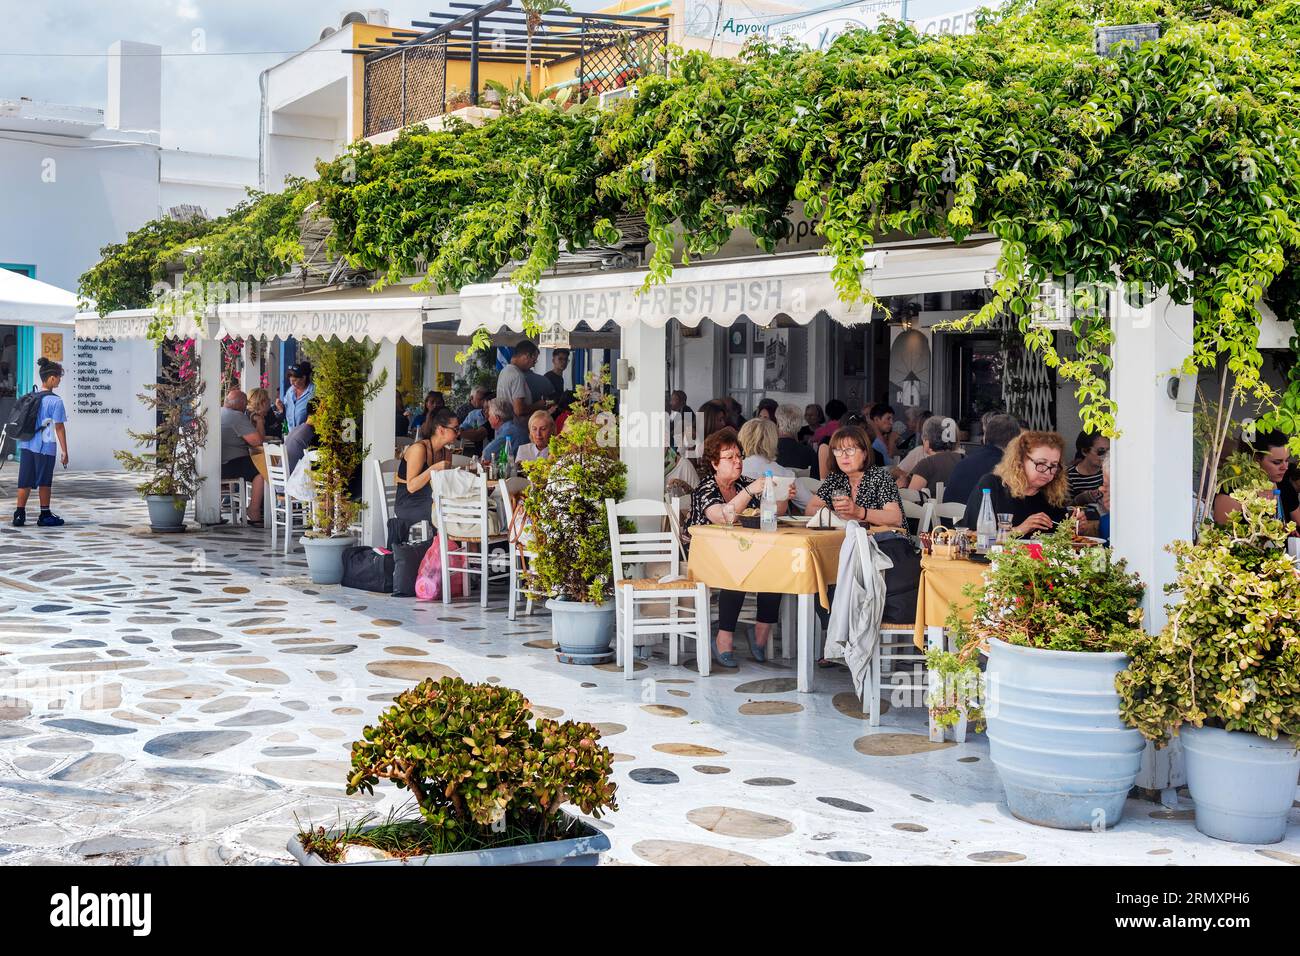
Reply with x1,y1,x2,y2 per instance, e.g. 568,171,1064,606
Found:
544,348,570,396
497,340,550,420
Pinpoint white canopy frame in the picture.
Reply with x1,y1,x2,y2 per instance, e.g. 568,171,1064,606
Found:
1,268,77,328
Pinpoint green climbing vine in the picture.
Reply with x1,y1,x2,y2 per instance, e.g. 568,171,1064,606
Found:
78,0,1300,439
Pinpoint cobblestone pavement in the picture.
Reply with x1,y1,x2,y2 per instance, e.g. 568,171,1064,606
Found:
0,473,1296,866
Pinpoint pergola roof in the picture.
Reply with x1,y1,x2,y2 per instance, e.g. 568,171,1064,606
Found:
345,1,669,67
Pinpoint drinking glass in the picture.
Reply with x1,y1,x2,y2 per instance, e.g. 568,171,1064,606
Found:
721,503,737,526
997,513,1013,543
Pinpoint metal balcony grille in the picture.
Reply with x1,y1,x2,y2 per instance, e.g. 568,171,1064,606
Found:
576,18,667,101
363,38,448,137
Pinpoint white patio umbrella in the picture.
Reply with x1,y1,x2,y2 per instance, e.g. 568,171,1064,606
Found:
0,268,77,327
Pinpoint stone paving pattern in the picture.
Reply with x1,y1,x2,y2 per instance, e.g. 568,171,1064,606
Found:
1,473,1298,866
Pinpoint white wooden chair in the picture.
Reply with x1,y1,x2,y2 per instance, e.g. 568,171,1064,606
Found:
369,457,404,541
899,487,923,504
219,477,248,527
451,454,473,468
606,497,710,680
933,501,967,528
791,466,811,478
498,476,535,621
264,443,309,554
934,482,946,504
796,475,822,504
902,498,935,535
433,473,510,607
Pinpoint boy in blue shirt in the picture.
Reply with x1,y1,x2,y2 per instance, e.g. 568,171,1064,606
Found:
13,357,69,527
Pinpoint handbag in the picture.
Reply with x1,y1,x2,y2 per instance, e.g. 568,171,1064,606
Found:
873,531,922,624
414,534,467,601
341,546,395,593
392,539,433,597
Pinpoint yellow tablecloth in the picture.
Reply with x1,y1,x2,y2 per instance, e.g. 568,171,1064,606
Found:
912,555,988,648
251,451,268,483
687,524,845,608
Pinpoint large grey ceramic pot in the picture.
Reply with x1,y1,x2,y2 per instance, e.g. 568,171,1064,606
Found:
984,637,1145,830
300,535,354,585
146,495,188,532
547,598,616,657
287,814,610,866
1182,725,1300,844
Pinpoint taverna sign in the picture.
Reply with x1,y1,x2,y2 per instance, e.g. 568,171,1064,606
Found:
719,1,987,48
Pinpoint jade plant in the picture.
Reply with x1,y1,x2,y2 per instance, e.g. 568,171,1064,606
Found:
518,370,628,604
1117,493,1300,743
342,677,617,850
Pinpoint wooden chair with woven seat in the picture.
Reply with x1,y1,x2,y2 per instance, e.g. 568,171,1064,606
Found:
498,475,535,621
433,472,510,608
606,497,711,681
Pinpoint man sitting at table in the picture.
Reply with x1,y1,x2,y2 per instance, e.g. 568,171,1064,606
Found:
481,398,530,462
220,389,265,526
684,428,795,670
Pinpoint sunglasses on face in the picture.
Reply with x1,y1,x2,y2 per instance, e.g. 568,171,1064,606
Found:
1030,458,1062,474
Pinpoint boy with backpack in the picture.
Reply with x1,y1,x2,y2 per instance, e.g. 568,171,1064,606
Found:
12,357,68,527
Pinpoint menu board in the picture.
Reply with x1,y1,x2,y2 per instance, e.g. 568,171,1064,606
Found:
73,338,128,417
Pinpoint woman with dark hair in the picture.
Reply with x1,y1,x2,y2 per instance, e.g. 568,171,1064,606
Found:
276,361,315,432
13,357,68,527
962,430,1071,534
1213,430,1300,527
684,427,794,668
1067,431,1109,513
804,425,903,526
799,403,825,444
393,408,461,541
408,390,446,436
812,399,846,446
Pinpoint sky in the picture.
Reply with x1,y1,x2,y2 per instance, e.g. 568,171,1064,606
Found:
0,0,964,159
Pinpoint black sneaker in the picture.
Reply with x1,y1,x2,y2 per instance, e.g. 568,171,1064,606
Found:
36,512,64,527
11,509,25,527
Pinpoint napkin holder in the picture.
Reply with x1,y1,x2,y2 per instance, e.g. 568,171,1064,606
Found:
806,507,847,530
930,525,970,559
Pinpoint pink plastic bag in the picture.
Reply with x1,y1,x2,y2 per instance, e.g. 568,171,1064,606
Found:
415,535,467,601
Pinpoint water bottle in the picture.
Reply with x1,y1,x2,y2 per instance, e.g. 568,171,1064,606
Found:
976,488,997,553
1276,489,1285,523
760,470,778,533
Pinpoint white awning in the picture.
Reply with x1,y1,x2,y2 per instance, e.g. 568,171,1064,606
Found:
0,269,77,327
75,309,209,340
218,295,438,344
457,244,1005,335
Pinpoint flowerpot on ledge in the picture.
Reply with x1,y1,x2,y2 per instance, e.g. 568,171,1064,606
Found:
146,495,189,532
547,598,616,664
1181,725,1300,844
301,535,355,584
288,811,610,867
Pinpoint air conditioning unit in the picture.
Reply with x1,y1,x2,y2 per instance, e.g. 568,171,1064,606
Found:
597,86,639,109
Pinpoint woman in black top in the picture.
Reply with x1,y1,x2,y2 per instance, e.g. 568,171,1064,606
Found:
963,430,1070,534
394,408,460,541
804,425,904,526
684,428,794,669
1067,431,1109,515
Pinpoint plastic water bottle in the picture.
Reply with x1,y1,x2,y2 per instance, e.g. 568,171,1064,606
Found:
1276,489,1286,523
976,488,997,553
760,470,778,533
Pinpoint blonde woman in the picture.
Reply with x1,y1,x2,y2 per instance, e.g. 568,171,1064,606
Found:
247,386,278,440
738,416,807,511
961,430,1070,534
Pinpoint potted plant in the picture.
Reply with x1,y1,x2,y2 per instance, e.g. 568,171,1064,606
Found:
289,677,617,865
517,374,626,661
949,520,1148,829
925,642,985,744
1118,494,1300,844
115,339,206,532
298,338,384,583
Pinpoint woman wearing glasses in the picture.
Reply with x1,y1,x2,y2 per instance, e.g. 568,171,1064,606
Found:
804,425,904,527
394,408,460,542
1067,431,1109,515
963,431,1070,534
684,427,795,668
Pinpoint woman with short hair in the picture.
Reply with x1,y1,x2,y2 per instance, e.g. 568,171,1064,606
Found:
684,428,794,668
804,425,903,526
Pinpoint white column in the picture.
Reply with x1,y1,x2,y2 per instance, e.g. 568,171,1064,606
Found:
619,322,667,503
1109,290,1193,633
362,340,398,547
239,337,258,393
1110,289,1192,800
195,334,224,525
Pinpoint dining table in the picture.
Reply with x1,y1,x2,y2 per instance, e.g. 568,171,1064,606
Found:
686,519,847,693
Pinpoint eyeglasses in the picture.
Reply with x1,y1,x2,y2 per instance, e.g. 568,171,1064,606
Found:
832,445,863,457
1029,458,1062,474
1094,448,1109,458
439,424,461,434
717,452,743,463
